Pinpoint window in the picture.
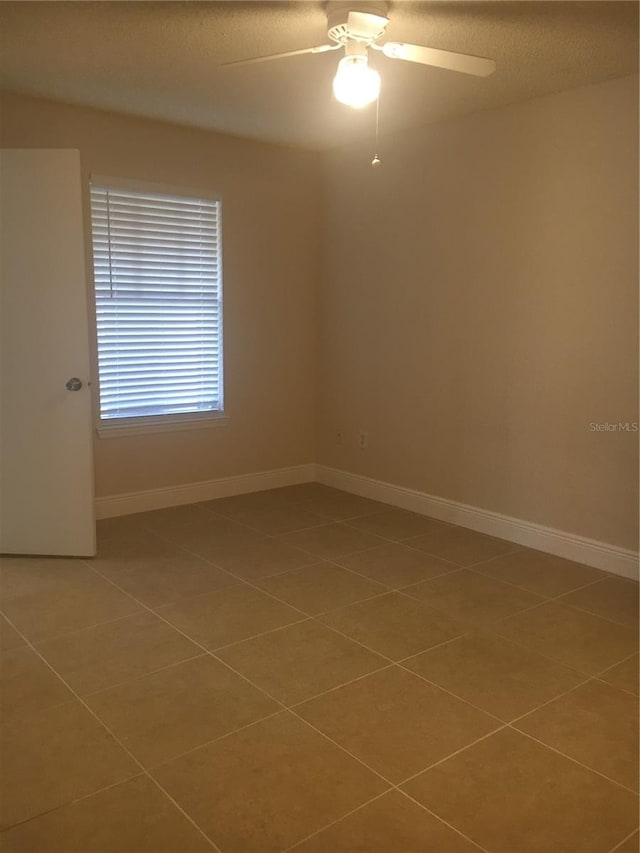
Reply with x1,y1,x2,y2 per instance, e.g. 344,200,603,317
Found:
90,178,224,437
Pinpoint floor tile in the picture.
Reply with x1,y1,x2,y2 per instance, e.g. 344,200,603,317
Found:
406,527,519,566
96,514,147,542
559,577,639,626
294,789,481,852
1,645,73,719
159,584,303,649
129,503,216,539
0,699,137,829
95,525,171,557
212,539,316,580
494,601,639,675
274,483,345,503
599,654,639,696
202,487,299,518
86,655,278,767
1,563,140,643
473,548,605,598
0,774,213,852
0,556,95,600
154,711,388,853
231,504,328,535
515,679,639,791
336,542,457,589
167,516,266,558
0,614,25,651
216,619,386,706
255,562,385,615
297,666,498,783
295,492,388,522
282,523,386,560
402,727,639,853
320,592,466,660
35,611,201,695
406,569,542,626
92,538,236,608
346,510,449,542
404,630,584,721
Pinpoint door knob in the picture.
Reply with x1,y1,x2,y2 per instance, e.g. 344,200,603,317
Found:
65,377,83,391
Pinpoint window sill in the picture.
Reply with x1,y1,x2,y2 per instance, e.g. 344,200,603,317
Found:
96,413,229,439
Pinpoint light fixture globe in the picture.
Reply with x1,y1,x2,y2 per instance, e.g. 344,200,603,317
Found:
332,55,380,108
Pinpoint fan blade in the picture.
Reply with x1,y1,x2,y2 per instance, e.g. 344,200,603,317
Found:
381,42,496,77
222,44,340,68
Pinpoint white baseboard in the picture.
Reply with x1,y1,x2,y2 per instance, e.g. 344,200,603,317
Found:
317,465,639,581
95,463,318,520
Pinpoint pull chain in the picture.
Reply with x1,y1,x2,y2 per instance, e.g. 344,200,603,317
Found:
372,91,381,168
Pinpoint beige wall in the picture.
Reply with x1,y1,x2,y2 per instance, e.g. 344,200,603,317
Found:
318,75,639,551
0,92,321,497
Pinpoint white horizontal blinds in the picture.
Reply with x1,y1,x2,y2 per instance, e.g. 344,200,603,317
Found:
90,183,223,421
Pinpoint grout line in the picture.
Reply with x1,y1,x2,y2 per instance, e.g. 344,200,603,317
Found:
400,537,525,570
1,609,151,649
286,663,396,711
146,710,286,771
397,584,552,629
394,659,506,726
512,727,640,797
281,790,391,852
301,618,507,727
506,630,640,720
592,675,640,699
326,554,462,592
594,649,640,698
310,589,395,618
201,656,396,789
254,556,391,591
79,652,209,699
207,616,310,653
283,783,491,853
396,790,491,853
608,827,639,853
551,576,609,598
505,675,595,726
395,724,507,789
552,586,640,628
396,630,637,729
465,564,554,598
395,631,477,666
239,519,331,537
0,771,148,834
0,610,222,852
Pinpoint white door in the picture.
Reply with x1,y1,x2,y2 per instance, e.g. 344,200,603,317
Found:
0,149,96,556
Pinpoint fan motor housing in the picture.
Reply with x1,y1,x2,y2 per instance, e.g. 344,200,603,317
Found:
326,1,390,44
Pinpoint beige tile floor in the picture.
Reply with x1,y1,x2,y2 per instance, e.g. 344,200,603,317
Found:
1,483,638,853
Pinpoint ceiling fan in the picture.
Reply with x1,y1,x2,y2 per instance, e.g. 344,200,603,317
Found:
223,1,496,109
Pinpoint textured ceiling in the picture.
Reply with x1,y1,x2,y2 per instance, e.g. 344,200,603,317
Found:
0,1,637,150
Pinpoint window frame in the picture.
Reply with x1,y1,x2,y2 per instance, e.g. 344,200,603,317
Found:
88,175,227,439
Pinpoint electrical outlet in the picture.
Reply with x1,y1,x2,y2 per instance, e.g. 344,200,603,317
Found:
358,430,368,449
336,431,344,446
